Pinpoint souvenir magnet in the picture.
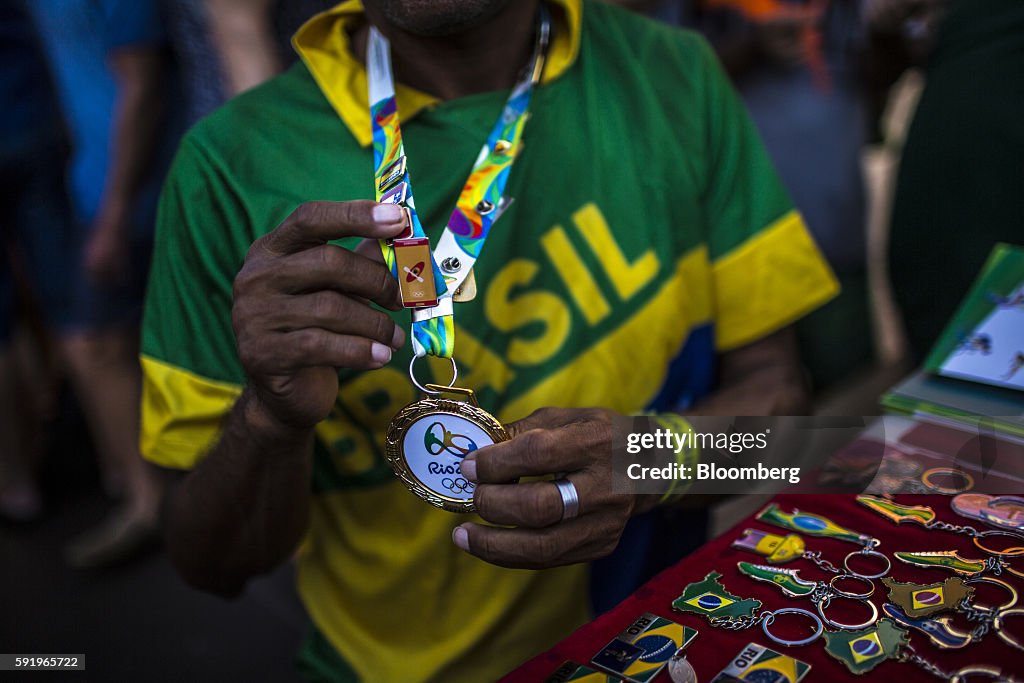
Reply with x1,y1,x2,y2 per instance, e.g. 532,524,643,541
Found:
591,612,698,683
710,642,811,683
822,618,908,675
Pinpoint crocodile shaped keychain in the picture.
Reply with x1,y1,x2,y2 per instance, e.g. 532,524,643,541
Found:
755,504,890,578
857,495,1024,556
736,561,879,630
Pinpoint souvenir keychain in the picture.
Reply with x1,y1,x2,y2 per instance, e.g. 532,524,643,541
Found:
891,467,975,495
731,528,891,579
755,505,890,578
736,562,879,631
884,576,1024,651
822,618,908,675
895,549,1024,579
371,8,552,511
857,495,1024,556
672,571,825,647
881,576,974,617
897,643,1021,683
953,493,1024,533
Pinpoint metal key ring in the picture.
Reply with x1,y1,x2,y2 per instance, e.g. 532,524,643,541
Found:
965,576,1019,612
829,573,876,600
922,467,974,495
843,549,892,579
761,608,824,647
409,355,457,395
817,595,880,631
973,529,1024,557
952,665,1021,683
994,607,1024,652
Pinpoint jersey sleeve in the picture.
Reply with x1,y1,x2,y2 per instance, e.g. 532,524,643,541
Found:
695,38,839,351
140,134,250,469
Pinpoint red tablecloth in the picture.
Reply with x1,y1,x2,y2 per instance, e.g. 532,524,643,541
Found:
503,493,1023,682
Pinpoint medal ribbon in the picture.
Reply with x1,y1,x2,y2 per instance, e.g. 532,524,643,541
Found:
367,7,550,358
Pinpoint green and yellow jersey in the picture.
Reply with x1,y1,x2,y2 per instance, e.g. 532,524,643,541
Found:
141,0,837,680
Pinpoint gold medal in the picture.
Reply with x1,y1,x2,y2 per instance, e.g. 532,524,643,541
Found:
385,382,508,513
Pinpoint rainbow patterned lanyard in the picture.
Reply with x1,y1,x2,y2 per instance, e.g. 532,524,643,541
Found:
367,6,550,365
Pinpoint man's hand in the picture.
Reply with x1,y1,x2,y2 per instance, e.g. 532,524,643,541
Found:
452,407,655,569
232,200,408,432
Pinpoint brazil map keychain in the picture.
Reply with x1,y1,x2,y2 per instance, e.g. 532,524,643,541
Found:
673,572,825,647
371,8,551,511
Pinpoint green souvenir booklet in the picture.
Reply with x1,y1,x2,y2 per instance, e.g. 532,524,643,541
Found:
925,243,1024,390
882,244,1024,437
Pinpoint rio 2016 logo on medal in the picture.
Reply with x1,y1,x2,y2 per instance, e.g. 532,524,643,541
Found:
385,385,508,513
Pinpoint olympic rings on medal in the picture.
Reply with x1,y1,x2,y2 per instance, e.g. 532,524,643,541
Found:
409,355,457,395
843,548,892,579
816,593,880,631
829,573,876,600
441,477,474,494
761,608,824,647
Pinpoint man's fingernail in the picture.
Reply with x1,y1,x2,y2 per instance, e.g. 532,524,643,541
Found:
452,526,469,552
461,456,477,482
371,342,392,364
372,203,404,224
391,325,405,349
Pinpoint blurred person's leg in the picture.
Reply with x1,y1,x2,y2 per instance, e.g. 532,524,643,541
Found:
0,139,69,522
61,326,162,566
0,342,41,521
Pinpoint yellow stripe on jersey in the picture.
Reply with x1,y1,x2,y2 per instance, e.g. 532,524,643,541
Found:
140,355,242,469
712,210,839,351
499,245,713,422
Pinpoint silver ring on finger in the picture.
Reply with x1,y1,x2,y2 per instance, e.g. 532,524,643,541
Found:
553,478,580,522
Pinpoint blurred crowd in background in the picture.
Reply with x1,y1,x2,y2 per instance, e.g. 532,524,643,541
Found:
1,0,1021,658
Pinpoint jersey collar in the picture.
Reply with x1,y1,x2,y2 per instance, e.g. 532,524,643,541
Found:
293,0,582,147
